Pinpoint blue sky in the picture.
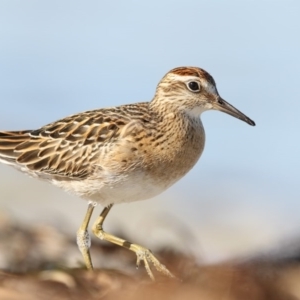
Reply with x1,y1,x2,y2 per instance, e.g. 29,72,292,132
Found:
0,1,299,261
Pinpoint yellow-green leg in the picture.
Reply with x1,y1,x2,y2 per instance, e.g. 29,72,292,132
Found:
92,204,175,281
76,201,96,270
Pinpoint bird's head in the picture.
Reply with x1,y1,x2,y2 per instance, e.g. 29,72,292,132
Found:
152,66,255,126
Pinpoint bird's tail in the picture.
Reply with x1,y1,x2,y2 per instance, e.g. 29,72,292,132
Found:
0,130,32,166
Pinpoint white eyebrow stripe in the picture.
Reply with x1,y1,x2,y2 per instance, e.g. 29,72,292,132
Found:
167,74,197,82
167,74,217,94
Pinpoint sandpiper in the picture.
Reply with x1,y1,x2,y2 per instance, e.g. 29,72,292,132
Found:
0,67,255,280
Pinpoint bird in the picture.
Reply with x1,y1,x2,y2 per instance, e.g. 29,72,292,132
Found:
0,66,255,280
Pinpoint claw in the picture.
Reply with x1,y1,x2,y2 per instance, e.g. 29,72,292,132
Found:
136,260,140,269
134,248,175,281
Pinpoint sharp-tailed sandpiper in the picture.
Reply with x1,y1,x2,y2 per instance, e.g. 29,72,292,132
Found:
0,67,255,280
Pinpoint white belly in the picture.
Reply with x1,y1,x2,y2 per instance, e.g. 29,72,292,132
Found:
53,170,172,206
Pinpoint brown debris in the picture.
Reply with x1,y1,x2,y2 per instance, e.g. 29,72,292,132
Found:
0,212,300,300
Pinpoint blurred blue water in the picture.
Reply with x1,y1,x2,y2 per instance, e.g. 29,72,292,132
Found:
0,1,299,260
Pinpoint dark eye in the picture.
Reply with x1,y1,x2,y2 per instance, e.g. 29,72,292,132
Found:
187,81,200,92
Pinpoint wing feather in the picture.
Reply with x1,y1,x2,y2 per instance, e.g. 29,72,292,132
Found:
0,103,151,180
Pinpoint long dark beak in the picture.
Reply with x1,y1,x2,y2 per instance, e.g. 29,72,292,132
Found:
213,97,255,126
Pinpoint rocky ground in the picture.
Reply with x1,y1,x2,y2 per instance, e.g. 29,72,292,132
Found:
1,211,300,300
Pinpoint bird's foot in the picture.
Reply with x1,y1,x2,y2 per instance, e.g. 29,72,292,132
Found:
134,245,175,280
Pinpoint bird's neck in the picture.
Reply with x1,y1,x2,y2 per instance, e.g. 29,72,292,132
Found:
148,98,204,148
149,97,201,127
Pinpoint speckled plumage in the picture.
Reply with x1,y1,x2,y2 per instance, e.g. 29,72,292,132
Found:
0,66,255,279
